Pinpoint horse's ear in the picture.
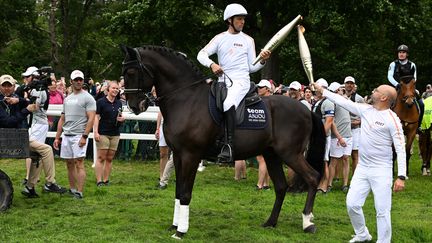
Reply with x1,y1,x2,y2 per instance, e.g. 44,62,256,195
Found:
119,45,136,58
119,44,128,54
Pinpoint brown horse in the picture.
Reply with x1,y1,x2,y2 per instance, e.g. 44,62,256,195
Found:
392,76,419,176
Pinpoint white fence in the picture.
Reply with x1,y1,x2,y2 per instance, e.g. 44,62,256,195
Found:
45,104,160,162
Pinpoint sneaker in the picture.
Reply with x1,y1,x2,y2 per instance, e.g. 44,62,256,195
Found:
349,234,372,243
96,181,105,187
104,180,110,186
262,186,271,191
44,183,67,193
342,185,350,193
72,191,83,199
22,186,39,198
22,178,28,186
156,183,167,190
68,188,77,195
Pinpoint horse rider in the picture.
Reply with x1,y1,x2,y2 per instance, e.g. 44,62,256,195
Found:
387,44,424,133
197,3,271,163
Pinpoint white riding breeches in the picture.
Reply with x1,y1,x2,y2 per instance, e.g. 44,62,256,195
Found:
221,78,250,112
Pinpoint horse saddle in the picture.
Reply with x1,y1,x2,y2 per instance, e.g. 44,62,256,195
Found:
209,82,268,130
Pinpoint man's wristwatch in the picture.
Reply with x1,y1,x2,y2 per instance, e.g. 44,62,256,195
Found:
82,134,88,139
398,175,406,180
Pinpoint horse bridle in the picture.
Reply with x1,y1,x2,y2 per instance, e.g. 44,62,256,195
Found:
122,47,154,97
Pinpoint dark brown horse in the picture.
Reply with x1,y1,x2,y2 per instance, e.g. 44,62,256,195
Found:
121,45,326,239
392,76,419,176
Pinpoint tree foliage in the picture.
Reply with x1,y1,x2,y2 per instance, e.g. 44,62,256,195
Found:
0,0,431,94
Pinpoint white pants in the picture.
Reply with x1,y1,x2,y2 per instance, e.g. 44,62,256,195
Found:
221,78,249,111
346,166,393,243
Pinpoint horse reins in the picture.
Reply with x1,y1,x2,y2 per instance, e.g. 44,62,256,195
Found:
121,47,236,105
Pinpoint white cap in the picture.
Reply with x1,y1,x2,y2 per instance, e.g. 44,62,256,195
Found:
288,81,302,91
70,70,84,80
224,3,248,21
0,74,17,85
22,66,38,77
316,78,328,88
344,76,355,83
328,82,341,92
257,79,271,89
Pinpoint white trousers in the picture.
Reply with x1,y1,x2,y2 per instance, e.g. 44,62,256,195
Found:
346,166,393,243
221,79,249,111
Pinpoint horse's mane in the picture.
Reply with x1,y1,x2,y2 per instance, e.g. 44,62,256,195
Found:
139,45,205,78
400,75,415,84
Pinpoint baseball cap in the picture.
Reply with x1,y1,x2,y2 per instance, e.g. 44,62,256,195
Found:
70,70,84,80
328,82,341,92
316,78,328,88
344,76,355,84
288,81,302,91
0,75,17,85
257,79,271,89
22,66,38,77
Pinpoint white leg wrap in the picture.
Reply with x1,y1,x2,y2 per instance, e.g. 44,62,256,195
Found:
172,199,180,226
302,213,315,230
177,205,190,233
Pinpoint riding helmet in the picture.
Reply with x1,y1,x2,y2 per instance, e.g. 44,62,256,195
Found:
224,3,248,21
397,44,409,53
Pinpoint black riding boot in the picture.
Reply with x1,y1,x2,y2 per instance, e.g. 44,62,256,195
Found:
218,106,235,163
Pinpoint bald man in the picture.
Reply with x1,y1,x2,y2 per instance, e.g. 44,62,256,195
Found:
313,84,406,243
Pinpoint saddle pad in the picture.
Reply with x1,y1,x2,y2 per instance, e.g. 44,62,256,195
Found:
208,94,269,130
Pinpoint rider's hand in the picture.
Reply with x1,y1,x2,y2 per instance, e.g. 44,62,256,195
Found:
210,63,223,76
260,50,272,61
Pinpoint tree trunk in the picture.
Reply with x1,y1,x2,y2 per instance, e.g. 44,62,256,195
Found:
49,0,59,73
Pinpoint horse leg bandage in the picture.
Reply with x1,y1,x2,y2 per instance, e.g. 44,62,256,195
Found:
177,205,190,233
172,199,180,226
302,213,315,230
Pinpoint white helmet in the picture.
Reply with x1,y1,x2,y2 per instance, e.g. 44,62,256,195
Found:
223,3,248,21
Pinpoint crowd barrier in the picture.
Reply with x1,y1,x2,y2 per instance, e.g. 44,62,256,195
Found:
45,104,160,163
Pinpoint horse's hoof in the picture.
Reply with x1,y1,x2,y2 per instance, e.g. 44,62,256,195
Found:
303,224,317,233
261,221,277,228
168,225,178,231
171,231,185,240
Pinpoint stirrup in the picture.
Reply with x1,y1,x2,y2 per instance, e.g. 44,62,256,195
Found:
217,144,233,163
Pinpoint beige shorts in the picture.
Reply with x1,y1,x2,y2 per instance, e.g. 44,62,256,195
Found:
96,135,120,151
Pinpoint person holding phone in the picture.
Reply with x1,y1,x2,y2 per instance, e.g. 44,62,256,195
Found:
93,81,125,186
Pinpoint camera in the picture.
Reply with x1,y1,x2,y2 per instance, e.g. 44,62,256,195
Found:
25,66,54,92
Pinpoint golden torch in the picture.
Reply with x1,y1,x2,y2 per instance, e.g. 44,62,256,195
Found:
253,15,303,65
297,25,315,88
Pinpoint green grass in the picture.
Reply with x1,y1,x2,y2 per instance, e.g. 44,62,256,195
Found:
1,147,432,242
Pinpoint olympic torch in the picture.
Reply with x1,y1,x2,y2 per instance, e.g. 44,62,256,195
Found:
297,25,315,89
253,15,303,65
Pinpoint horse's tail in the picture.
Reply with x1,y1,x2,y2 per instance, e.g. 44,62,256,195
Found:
288,112,326,193
305,112,326,179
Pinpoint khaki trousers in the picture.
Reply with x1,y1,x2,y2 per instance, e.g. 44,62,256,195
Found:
27,140,56,188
